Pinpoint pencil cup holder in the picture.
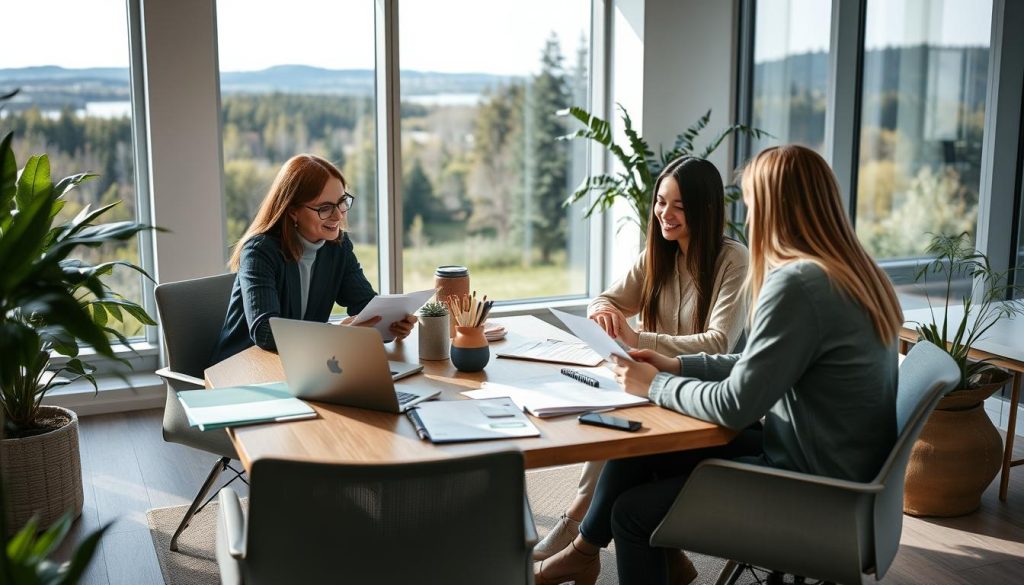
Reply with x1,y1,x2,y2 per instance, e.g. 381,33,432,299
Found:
451,326,489,372
418,314,450,361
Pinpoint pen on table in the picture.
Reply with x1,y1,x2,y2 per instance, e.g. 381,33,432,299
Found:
406,409,429,440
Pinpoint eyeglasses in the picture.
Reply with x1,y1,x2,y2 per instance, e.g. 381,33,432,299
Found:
305,193,355,219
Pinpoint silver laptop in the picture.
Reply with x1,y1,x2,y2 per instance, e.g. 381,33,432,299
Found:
269,318,440,413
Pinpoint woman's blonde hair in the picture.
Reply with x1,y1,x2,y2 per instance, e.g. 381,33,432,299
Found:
742,145,902,342
229,154,346,271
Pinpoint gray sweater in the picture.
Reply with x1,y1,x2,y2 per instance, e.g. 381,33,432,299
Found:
649,260,898,482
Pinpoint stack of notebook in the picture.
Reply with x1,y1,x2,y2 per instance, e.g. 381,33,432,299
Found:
177,382,316,431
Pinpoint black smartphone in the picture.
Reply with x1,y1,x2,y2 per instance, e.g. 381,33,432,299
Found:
578,412,642,432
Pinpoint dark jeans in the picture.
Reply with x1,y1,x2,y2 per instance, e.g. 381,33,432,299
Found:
579,427,764,585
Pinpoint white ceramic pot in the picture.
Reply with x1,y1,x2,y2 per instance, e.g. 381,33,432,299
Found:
418,314,451,360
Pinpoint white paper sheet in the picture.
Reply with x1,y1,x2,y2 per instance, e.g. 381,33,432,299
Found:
353,288,436,341
462,368,648,417
549,308,634,362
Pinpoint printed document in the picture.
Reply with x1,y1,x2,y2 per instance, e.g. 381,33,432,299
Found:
353,288,435,341
463,368,648,417
549,308,634,362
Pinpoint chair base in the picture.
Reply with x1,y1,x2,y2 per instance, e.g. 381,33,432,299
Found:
715,562,836,585
169,457,247,551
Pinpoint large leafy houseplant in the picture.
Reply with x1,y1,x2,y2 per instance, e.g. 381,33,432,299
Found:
0,131,156,437
559,105,769,239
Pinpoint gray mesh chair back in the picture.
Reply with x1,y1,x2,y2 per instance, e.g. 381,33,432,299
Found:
650,341,960,585
155,273,236,381
238,451,531,585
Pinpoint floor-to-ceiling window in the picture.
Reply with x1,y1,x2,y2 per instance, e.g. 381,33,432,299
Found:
855,0,992,261
397,0,592,301
0,0,149,341
216,0,379,293
748,0,832,155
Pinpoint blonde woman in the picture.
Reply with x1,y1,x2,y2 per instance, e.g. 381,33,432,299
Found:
534,156,748,561
212,155,414,364
535,145,903,585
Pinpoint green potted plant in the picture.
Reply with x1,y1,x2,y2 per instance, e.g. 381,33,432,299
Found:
0,130,156,531
418,300,450,361
903,232,1024,516
1,410,110,584
559,105,768,240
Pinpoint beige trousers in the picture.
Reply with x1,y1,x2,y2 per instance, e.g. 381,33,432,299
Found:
576,460,606,497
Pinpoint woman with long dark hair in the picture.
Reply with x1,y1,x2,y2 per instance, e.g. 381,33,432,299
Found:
211,154,415,363
534,156,749,568
535,145,903,585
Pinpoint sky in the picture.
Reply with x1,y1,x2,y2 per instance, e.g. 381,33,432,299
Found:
0,0,592,76
1,0,994,72
754,0,992,63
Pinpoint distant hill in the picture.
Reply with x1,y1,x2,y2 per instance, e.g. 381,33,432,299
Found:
0,64,518,100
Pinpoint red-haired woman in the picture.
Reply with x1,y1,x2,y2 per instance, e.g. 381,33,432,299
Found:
211,154,414,363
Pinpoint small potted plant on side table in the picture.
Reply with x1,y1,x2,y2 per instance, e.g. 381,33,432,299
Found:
418,301,450,361
903,232,1024,517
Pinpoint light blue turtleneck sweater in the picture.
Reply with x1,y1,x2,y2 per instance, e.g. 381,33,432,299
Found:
297,235,325,317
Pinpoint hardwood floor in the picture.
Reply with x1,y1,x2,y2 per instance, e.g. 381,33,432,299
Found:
55,409,1024,585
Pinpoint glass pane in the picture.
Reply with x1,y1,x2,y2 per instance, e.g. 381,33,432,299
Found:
750,0,832,154
216,0,379,303
856,0,991,260
398,0,591,302
0,1,145,339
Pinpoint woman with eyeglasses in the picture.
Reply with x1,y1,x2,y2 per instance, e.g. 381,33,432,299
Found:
211,154,415,363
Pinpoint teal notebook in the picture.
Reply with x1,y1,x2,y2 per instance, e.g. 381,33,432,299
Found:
177,382,316,431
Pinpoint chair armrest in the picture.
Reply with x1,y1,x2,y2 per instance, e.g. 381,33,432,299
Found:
218,488,247,559
155,367,205,388
650,459,879,584
523,494,539,548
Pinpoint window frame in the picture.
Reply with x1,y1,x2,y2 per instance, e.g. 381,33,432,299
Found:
736,0,1024,287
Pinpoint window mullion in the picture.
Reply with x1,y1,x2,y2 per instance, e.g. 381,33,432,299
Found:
824,0,866,219
976,0,1024,275
375,0,403,294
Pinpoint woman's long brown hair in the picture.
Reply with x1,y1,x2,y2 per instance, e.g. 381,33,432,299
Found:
742,145,902,342
639,156,726,333
228,154,346,271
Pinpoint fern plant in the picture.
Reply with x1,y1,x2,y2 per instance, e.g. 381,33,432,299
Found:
559,105,769,240
913,232,1024,390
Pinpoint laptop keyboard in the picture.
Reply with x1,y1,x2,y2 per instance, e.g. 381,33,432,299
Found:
396,391,418,405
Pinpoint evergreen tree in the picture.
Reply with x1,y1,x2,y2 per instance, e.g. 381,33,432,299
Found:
402,156,438,240
527,33,571,264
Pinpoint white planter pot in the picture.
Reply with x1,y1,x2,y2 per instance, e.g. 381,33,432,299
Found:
418,314,451,360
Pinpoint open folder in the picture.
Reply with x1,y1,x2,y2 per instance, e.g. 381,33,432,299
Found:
406,398,541,443
177,382,316,431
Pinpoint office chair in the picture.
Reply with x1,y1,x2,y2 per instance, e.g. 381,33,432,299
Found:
216,451,539,585
649,341,960,585
154,273,246,551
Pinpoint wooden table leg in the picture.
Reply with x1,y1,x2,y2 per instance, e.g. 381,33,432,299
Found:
999,371,1022,501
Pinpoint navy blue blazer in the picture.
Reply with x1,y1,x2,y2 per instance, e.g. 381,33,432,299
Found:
210,232,377,364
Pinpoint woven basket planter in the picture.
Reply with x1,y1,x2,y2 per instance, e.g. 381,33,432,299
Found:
1,405,84,533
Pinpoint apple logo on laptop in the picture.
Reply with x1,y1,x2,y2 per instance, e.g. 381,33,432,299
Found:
326,356,343,374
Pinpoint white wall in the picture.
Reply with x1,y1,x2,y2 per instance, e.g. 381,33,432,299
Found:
142,0,227,283
607,0,738,278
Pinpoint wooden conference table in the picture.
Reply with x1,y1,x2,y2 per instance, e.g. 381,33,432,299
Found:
899,304,1024,501
205,315,735,473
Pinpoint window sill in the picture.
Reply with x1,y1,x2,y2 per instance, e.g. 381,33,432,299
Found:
42,371,165,417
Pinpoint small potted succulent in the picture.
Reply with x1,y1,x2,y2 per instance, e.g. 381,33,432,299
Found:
417,301,450,361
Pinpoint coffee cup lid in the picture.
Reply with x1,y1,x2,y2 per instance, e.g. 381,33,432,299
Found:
435,265,469,278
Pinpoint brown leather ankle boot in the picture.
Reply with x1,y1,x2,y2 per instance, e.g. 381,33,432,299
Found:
534,538,600,585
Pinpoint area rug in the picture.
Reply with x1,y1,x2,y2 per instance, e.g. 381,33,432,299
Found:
147,463,740,585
